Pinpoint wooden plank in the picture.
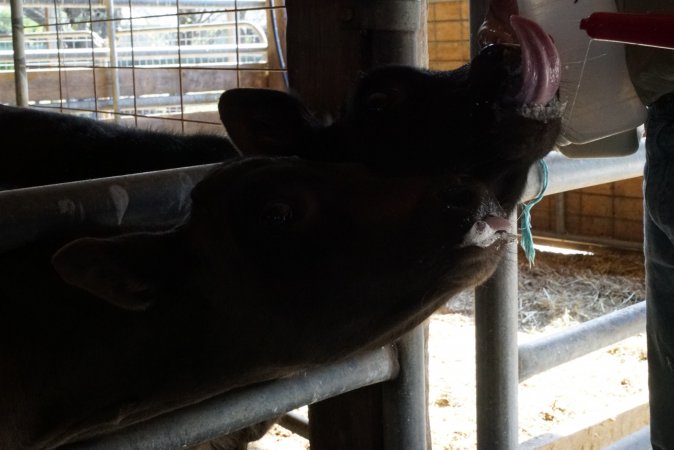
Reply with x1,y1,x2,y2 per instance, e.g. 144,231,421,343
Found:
287,0,427,114
614,219,644,242
581,182,615,196
614,177,644,198
179,68,238,93
580,216,614,237
0,66,270,105
614,198,643,219
286,0,363,114
117,111,225,136
579,193,615,218
521,402,650,450
287,4,386,443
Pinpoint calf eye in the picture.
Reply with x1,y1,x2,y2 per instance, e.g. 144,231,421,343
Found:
366,92,391,112
260,201,294,227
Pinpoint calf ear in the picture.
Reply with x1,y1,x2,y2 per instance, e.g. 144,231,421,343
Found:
51,232,176,312
218,88,318,157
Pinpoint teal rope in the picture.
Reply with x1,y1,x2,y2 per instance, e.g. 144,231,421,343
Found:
520,160,549,266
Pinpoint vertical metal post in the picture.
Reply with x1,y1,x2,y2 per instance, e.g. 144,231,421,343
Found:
288,2,430,447
474,213,519,450
104,0,120,119
469,2,520,448
378,3,429,448
469,0,488,60
367,0,428,69
382,324,429,450
9,0,29,106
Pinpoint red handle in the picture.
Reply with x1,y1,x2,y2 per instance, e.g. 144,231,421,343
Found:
580,12,674,50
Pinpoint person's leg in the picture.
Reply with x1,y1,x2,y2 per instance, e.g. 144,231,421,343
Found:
645,217,674,449
643,92,674,450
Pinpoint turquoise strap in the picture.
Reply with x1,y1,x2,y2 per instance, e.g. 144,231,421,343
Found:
519,159,549,266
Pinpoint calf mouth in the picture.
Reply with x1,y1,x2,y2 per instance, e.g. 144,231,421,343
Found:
478,0,561,108
462,214,514,248
439,181,515,249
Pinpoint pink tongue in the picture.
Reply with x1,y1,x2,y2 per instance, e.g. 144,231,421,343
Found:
510,15,561,105
485,215,512,233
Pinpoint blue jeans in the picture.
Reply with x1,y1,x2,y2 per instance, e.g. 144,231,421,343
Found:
644,92,674,450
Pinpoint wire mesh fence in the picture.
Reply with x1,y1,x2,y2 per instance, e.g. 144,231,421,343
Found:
0,0,287,134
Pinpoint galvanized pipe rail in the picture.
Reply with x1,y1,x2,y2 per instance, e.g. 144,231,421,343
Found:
522,146,646,201
0,163,216,252
468,0,646,421
2,147,645,254
64,346,399,449
519,144,647,383
467,1,523,445
474,142,647,449
383,325,430,450
475,224,520,450
519,301,647,382
9,0,28,106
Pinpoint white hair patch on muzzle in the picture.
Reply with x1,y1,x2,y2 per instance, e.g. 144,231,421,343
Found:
461,215,513,248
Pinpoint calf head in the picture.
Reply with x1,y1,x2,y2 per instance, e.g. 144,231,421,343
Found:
36,14,562,447
220,16,563,213
53,157,513,369
44,141,518,446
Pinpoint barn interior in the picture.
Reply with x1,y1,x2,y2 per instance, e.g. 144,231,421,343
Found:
0,0,650,449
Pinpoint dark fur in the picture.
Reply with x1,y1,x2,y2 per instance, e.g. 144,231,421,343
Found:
0,43,560,449
0,105,238,190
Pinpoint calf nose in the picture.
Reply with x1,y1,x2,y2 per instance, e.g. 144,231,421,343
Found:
438,183,484,210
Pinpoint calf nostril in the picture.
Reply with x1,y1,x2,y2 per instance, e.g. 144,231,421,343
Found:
439,186,478,209
261,201,294,227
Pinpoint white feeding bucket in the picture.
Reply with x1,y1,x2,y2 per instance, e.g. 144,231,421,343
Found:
518,0,647,157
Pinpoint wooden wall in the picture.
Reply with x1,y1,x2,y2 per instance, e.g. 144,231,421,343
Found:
428,0,470,71
530,179,644,245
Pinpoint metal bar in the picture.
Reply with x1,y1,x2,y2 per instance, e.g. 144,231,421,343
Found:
9,0,29,106
53,92,223,112
0,22,262,42
0,44,268,66
469,0,488,59
469,2,520,448
0,164,216,252
382,325,429,450
475,212,519,450
373,4,430,448
472,140,646,447
65,346,399,450
519,301,646,382
366,0,428,68
522,145,646,202
533,230,644,252
0,144,645,253
14,0,267,7
277,411,310,439
104,0,120,119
